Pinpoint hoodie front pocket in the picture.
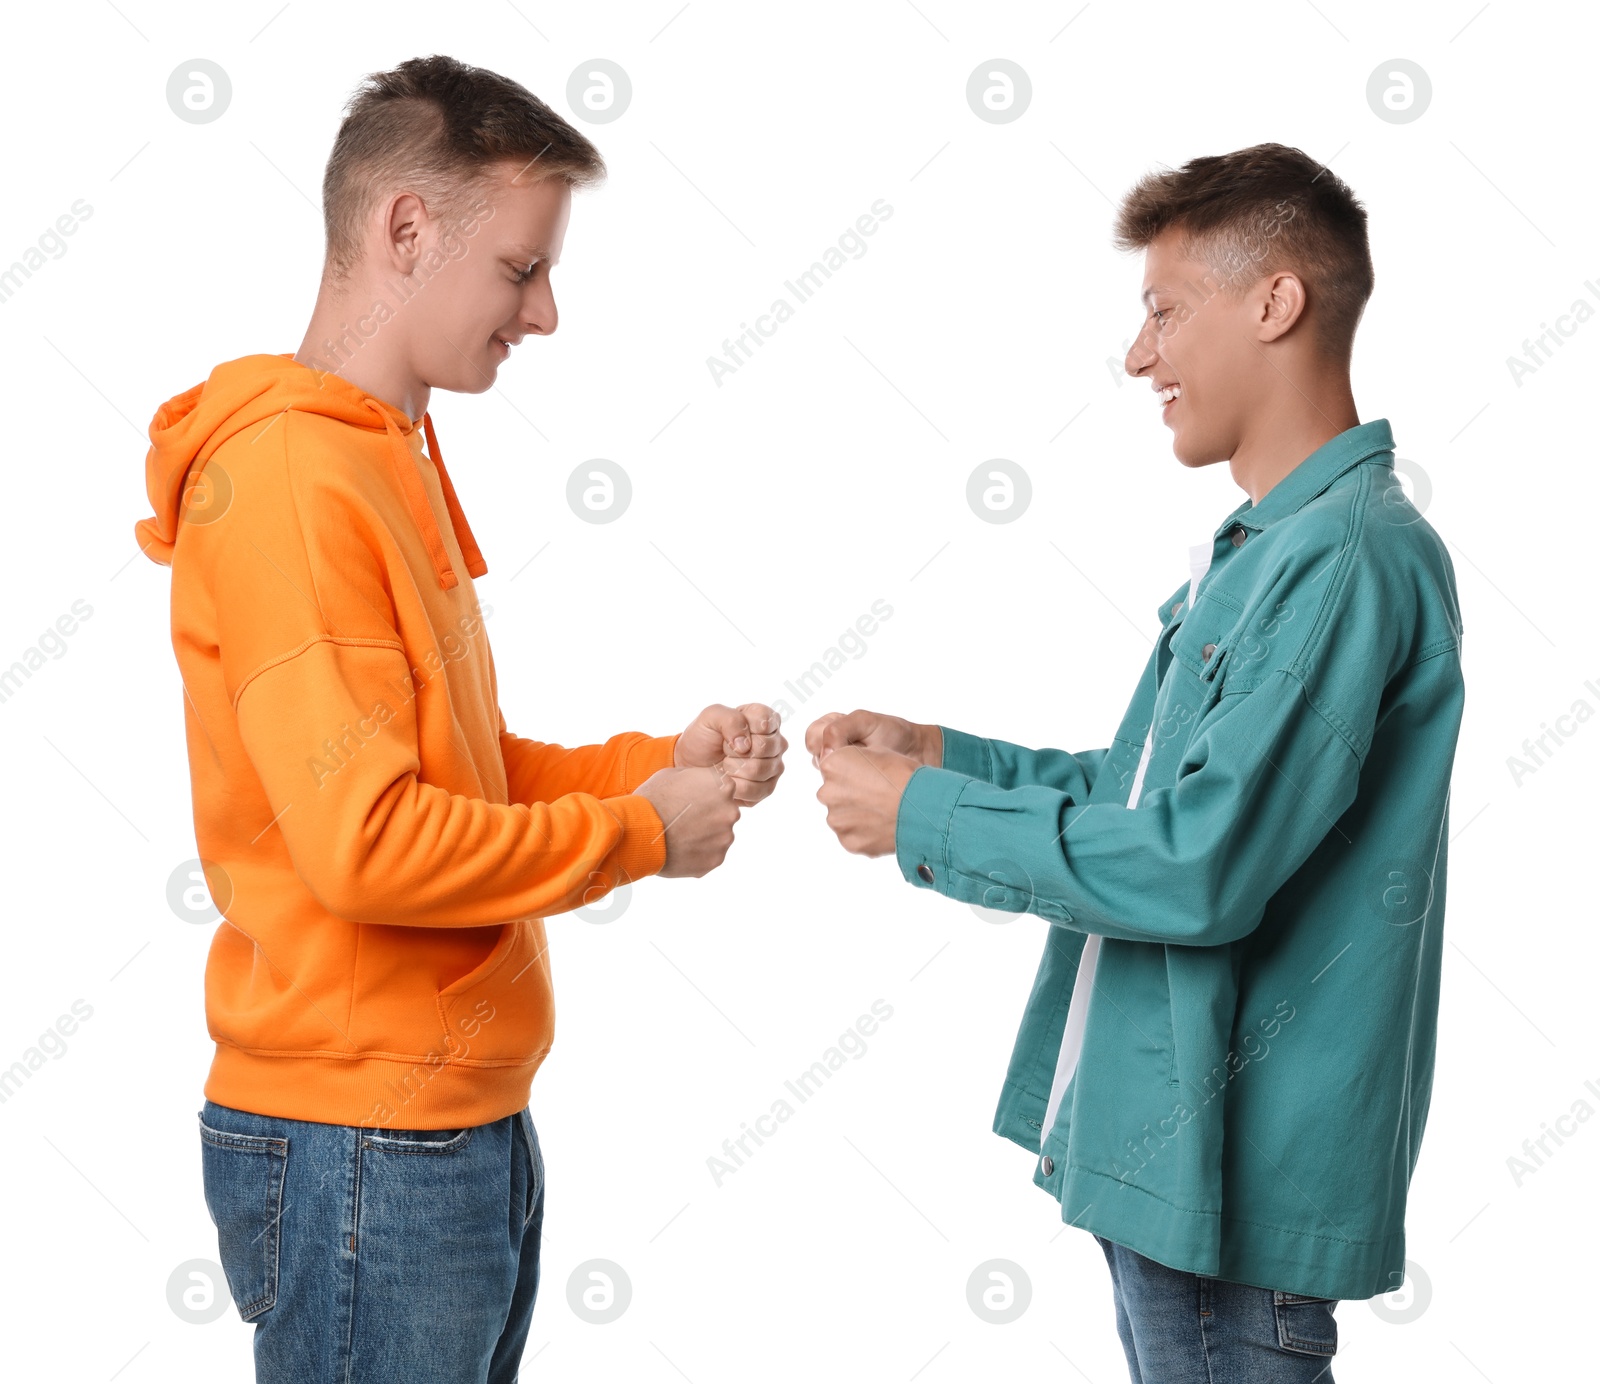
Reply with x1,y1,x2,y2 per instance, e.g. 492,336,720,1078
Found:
435,920,554,1067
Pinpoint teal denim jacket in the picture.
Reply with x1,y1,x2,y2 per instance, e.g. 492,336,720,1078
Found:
895,419,1465,1301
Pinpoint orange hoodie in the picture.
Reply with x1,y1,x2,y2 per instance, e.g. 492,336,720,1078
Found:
137,353,678,1130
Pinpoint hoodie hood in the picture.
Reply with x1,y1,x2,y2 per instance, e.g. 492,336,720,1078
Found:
135,352,486,590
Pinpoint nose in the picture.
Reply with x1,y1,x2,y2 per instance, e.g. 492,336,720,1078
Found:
1125,317,1158,379
522,276,558,338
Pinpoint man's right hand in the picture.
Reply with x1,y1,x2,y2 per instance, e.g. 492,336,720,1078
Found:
635,766,741,878
804,710,942,770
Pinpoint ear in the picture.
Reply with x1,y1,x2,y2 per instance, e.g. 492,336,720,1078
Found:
1257,269,1308,344
381,191,428,274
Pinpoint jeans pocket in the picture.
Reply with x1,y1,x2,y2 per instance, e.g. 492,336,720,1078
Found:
199,1116,288,1322
361,1126,474,1154
1273,1291,1338,1357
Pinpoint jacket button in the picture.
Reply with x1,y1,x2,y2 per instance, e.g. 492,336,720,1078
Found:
1170,600,1183,616
1040,1155,1054,1176
916,864,934,883
1202,642,1217,660
1229,525,1248,547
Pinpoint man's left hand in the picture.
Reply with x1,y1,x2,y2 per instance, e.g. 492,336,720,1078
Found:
674,703,787,806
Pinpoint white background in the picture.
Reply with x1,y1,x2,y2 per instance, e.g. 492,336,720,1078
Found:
1,1,1594,1380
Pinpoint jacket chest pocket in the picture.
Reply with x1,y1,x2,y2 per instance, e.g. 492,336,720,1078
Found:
1153,605,1238,755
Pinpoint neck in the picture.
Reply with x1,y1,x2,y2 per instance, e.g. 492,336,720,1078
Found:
1228,376,1359,505
294,282,429,421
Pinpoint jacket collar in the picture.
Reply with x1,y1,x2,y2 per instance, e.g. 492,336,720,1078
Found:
1213,417,1396,540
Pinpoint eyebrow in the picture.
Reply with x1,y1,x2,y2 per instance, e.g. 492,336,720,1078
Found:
1141,285,1168,303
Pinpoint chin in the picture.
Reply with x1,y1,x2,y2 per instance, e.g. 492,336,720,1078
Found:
446,361,499,395
420,344,500,395
1170,431,1224,469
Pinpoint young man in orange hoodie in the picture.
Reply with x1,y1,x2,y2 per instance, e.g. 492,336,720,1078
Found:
136,55,785,1384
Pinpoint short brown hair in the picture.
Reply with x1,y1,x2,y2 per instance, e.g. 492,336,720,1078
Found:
320,54,606,282
1112,143,1375,362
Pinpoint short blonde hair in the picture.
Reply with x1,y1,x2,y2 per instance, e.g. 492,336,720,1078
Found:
320,54,606,282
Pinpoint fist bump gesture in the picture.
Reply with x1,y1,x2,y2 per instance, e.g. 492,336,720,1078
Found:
806,709,941,858
635,702,934,874
636,703,787,878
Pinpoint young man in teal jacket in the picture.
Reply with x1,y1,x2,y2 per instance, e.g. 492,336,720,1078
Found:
810,143,1464,1381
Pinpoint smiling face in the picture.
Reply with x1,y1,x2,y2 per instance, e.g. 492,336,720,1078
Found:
403,163,572,395
1125,227,1278,469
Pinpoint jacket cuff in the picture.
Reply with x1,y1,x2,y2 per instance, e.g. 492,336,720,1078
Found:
600,791,670,882
623,733,681,791
937,726,992,780
895,765,973,891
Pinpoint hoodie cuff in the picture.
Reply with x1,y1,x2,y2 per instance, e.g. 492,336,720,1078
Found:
600,792,670,882
894,766,973,892
624,733,681,791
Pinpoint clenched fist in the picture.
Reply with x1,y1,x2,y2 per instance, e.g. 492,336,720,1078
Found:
805,708,941,769
674,703,787,805
808,709,934,858
635,766,741,878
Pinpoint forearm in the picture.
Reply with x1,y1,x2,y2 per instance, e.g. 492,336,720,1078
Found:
934,724,1108,799
240,642,669,927
501,724,680,804
901,677,1360,947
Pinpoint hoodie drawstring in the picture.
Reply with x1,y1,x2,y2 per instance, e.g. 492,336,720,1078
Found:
422,413,487,583
366,401,488,591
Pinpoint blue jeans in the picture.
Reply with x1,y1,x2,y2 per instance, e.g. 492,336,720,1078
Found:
1096,1235,1338,1382
199,1098,545,1384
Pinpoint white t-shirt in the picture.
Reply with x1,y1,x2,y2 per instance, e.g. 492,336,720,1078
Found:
1038,541,1216,1150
